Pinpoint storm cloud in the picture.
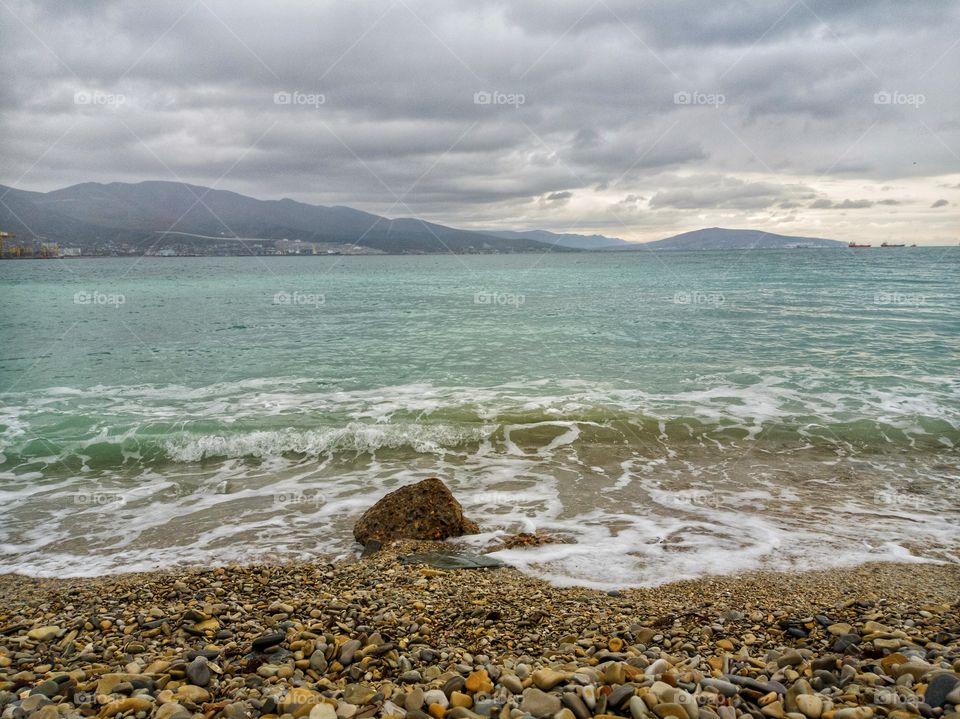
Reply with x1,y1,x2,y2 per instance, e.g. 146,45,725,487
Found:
1,0,958,243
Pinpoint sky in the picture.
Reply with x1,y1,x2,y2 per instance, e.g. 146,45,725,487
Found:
1,0,959,244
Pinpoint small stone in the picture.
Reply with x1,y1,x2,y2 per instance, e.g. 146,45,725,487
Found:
29,680,60,698
339,639,362,664
521,688,561,718
646,659,670,676
156,703,192,719
629,696,649,719
406,688,425,710
925,674,960,708
101,697,154,717
176,685,211,705
795,695,823,719
759,701,784,719
532,669,569,691
310,704,338,719
27,626,60,642
401,670,423,684
424,691,448,709
778,650,804,668
251,631,286,652
281,688,324,718
501,676,523,695
716,639,735,651
450,692,472,709
608,685,636,710
465,669,493,694
827,623,853,636
893,661,934,681
186,657,211,686
881,653,910,675
700,679,738,698
563,694,590,719
833,709,873,719
343,685,377,706
653,703,690,719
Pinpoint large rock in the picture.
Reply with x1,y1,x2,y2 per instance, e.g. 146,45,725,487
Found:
353,477,479,544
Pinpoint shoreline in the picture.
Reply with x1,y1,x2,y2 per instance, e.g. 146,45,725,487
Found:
1,545,957,719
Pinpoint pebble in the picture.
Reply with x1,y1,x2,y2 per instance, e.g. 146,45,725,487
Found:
0,547,956,719
343,685,377,706
925,673,960,708
795,694,823,719
532,668,569,690
309,704,338,719
251,631,285,652
26,626,60,642
521,688,562,717
185,656,211,686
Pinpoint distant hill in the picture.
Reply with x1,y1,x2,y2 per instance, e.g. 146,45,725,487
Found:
481,229,631,250
0,181,567,254
607,227,844,250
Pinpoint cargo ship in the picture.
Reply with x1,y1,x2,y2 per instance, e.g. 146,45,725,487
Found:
881,242,906,247
848,242,871,248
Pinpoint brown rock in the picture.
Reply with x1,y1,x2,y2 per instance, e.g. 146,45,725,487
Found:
353,478,479,544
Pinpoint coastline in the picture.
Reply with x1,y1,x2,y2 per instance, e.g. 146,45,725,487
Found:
1,545,957,719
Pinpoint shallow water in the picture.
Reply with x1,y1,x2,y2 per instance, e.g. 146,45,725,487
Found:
1,249,958,587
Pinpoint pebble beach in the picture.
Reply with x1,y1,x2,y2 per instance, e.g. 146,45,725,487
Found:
1,545,957,719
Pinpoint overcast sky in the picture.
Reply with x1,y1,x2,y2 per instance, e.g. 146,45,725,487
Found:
2,0,958,243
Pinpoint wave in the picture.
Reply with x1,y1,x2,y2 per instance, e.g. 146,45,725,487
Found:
1,377,958,472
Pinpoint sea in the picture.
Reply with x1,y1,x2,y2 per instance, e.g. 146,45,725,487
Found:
1,248,958,588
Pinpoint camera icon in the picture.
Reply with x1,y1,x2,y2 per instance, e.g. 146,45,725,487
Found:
673,290,691,304
273,291,292,305
674,91,691,105
873,91,891,105
274,91,292,105
474,91,492,105
74,91,92,105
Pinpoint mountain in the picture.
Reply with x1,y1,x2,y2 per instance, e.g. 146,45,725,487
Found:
606,227,844,250
0,181,568,254
481,229,631,250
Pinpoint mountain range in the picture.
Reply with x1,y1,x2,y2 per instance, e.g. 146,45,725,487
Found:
0,181,845,253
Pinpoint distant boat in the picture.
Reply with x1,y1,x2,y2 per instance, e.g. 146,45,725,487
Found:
848,242,871,248
881,242,906,247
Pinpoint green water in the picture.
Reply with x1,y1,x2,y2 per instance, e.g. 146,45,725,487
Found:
1,249,958,585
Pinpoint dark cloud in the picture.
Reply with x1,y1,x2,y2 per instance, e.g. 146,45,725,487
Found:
650,176,815,210
1,0,958,237
931,199,949,208
810,198,874,209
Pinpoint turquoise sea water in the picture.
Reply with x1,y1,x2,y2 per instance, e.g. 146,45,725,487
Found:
1,249,958,586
